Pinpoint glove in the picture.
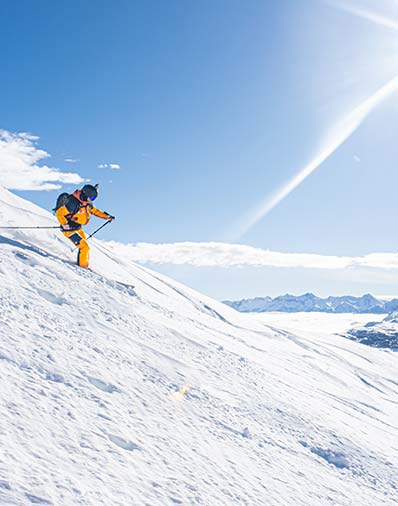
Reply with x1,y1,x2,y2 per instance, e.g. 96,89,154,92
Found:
107,215,115,221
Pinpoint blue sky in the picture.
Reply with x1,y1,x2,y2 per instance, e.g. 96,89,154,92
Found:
1,0,398,299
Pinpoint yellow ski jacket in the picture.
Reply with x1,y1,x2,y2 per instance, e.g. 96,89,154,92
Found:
55,190,110,230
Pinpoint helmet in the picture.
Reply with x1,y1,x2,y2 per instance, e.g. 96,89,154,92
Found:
80,184,98,202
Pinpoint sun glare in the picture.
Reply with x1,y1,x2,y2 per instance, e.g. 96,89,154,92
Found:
229,0,398,241
327,0,398,31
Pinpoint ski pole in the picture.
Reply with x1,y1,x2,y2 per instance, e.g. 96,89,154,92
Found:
0,226,60,230
87,219,112,240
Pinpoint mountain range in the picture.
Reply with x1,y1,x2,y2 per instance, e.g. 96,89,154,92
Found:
224,293,398,314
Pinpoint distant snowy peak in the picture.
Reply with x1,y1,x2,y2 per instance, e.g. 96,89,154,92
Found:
224,293,398,314
384,310,398,322
346,311,398,351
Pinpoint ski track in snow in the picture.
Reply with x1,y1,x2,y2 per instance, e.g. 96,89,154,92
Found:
0,186,397,505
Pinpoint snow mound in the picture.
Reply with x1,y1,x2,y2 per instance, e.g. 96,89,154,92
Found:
0,187,397,506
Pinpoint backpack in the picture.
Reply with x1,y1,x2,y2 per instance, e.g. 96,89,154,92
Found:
53,192,70,212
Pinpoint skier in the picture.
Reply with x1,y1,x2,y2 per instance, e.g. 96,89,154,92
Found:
55,184,115,268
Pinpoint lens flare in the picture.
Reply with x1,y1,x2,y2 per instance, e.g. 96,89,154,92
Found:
172,384,190,401
231,74,398,240
326,0,398,31
226,1,398,241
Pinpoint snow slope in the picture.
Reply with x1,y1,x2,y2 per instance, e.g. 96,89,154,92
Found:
0,185,397,506
251,312,386,336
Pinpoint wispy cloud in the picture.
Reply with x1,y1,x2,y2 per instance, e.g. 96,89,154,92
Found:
326,0,398,31
229,74,398,240
0,130,84,191
65,158,79,163
99,240,398,270
97,163,121,170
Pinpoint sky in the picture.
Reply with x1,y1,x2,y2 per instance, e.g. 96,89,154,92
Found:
0,0,398,300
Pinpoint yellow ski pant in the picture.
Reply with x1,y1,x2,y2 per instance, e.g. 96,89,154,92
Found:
63,229,90,268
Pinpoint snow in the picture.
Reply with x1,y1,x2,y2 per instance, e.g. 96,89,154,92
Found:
251,312,386,335
0,185,397,505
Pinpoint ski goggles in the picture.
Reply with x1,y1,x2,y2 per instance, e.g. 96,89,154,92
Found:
89,195,97,202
